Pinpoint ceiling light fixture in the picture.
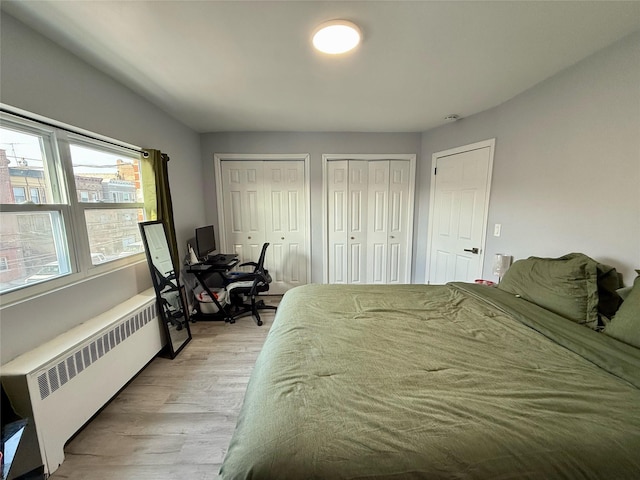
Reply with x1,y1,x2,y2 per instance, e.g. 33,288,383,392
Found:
312,20,361,54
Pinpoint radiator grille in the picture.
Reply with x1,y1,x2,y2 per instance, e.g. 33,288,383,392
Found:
35,303,158,401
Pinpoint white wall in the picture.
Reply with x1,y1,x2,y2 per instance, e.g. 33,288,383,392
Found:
199,132,422,283
416,30,640,284
0,14,205,364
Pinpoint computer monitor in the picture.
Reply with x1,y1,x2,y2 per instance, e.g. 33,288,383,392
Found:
195,225,216,260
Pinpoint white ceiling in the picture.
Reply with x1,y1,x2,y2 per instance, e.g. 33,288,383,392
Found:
3,1,640,133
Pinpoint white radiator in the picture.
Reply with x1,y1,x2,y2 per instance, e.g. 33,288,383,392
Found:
1,288,164,478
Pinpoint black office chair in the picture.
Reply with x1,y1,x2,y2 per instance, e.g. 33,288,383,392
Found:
153,265,186,330
224,242,277,326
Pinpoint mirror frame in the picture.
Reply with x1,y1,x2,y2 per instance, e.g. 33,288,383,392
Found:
139,220,192,358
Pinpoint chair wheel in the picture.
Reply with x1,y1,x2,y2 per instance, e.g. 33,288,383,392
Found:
257,319,263,326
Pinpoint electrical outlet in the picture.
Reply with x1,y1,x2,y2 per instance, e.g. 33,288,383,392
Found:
494,224,502,237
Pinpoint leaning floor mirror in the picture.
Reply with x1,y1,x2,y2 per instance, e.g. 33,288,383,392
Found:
139,220,192,358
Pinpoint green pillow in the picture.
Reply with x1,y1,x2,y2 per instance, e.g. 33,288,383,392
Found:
498,253,599,329
616,269,640,301
617,286,633,301
604,275,640,348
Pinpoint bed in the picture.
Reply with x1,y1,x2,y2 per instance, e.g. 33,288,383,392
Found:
220,254,640,479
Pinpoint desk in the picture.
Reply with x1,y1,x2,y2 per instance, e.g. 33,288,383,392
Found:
186,258,239,323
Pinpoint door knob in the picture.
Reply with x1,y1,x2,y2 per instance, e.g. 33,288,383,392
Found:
350,236,355,240
281,237,285,240
248,236,252,240
464,247,479,254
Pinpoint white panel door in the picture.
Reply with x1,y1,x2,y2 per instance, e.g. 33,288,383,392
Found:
366,160,411,284
220,159,308,295
428,145,493,284
387,160,411,283
347,161,368,283
327,158,413,285
220,161,266,265
327,161,368,283
327,160,348,283
263,161,307,293
367,161,389,283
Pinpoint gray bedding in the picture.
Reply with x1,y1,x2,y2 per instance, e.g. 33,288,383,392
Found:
220,283,640,479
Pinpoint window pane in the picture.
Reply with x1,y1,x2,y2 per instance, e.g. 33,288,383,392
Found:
0,211,71,293
0,127,58,205
70,144,142,204
12,187,26,203
85,208,145,263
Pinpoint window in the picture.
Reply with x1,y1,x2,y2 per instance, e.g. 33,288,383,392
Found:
12,187,26,203
68,140,145,265
29,187,40,203
0,111,149,297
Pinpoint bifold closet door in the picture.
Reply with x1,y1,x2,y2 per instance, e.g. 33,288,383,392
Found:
327,160,368,284
327,159,411,284
263,161,307,292
220,161,266,264
367,160,411,284
220,160,307,294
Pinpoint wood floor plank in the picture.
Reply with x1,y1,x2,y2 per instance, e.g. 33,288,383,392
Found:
51,464,220,480
49,296,279,479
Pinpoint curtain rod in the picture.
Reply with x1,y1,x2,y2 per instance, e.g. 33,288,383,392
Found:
1,107,149,158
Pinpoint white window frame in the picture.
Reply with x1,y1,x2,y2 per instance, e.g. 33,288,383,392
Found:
1,110,148,304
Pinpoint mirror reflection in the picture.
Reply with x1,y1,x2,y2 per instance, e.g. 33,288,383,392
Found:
140,221,191,358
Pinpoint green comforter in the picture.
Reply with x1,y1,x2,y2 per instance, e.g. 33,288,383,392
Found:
220,283,640,479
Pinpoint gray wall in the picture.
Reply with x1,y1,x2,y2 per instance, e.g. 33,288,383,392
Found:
202,30,639,287
1,12,638,364
0,14,205,363
200,132,422,284
416,30,640,284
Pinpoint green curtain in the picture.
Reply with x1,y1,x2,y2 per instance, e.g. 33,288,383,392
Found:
142,148,179,272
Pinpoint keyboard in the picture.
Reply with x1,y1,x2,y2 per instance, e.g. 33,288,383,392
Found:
203,253,237,265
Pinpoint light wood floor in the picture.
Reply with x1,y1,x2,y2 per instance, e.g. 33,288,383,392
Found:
50,297,280,480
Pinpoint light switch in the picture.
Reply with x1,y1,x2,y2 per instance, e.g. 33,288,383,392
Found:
494,224,502,237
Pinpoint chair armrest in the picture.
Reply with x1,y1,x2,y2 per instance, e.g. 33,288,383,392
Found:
225,271,270,294
238,261,258,268
224,271,254,282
